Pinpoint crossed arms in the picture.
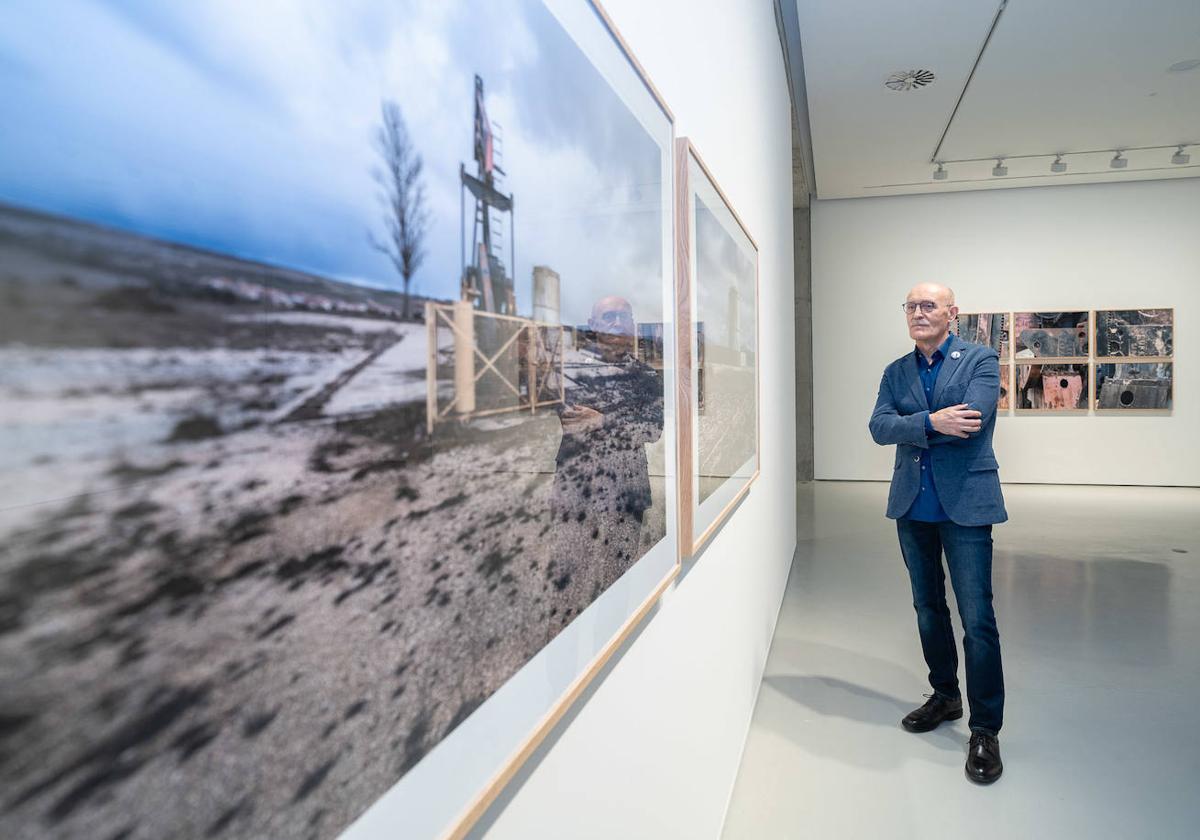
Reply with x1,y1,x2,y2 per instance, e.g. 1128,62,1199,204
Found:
868,352,1001,449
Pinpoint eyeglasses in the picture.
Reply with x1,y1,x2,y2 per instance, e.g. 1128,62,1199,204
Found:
902,301,940,315
596,309,634,327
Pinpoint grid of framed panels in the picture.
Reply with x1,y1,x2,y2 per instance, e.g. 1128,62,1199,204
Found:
959,309,1175,415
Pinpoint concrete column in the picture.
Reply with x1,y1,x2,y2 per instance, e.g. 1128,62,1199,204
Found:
794,206,814,481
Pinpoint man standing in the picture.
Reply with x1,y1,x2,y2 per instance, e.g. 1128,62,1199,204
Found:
868,282,1007,785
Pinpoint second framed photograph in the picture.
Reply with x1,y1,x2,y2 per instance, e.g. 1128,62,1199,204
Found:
674,138,760,557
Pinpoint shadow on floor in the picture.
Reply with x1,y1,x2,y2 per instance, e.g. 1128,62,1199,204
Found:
760,639,965,768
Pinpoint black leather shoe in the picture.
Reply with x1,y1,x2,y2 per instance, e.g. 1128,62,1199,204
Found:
901,693,963,732
965,731,1003,785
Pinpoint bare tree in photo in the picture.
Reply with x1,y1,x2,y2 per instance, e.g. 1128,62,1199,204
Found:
371,100,428,319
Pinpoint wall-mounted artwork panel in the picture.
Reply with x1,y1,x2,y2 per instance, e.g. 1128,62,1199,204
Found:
0,3,679,839
1015,362,1089,411
1095,362,1173,411
999,362,1011,411
675,139,759,557
1094,309,1174,358
953,312,1009,358
1012,311,1090,358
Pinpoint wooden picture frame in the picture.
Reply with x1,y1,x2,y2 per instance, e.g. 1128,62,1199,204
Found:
1011,311,1090,412
674,138,761,558
1092,307,1174,413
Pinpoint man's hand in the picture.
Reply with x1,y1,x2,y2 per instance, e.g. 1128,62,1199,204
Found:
930,404,982,438
560,404,604,435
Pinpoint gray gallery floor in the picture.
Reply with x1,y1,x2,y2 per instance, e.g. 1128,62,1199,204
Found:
721,481,1200,840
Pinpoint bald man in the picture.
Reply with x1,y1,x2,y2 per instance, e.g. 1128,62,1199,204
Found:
868,283,1007,785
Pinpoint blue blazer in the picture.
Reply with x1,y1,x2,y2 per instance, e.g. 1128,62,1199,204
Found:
869,334,1007,526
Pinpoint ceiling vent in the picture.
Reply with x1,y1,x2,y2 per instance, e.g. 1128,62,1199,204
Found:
885,69,935,91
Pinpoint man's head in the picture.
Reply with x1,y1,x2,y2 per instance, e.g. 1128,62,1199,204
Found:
588,295,635,359
904,282,958,346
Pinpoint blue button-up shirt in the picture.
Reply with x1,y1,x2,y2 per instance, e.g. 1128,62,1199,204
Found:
905,334,953,522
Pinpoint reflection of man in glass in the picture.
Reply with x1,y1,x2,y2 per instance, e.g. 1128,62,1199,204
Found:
590,294,636,360
545,295,662,636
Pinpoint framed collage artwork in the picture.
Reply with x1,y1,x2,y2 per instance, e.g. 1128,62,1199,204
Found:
1094,309,1174,412
1012,311,1090,412
951,308,1177,416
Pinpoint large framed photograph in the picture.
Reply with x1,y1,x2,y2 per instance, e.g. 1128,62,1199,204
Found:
674,139,760,557
1012,311,1090,358
1095,362,1174,411
1014,362,1089,411
1094,309,1174,358
952,312,1010,358
0,3,678,839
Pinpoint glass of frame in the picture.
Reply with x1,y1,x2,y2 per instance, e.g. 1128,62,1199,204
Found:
674,138,760,557
0,3,678,840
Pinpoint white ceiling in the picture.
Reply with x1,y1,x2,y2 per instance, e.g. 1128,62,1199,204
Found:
793,0,1200,199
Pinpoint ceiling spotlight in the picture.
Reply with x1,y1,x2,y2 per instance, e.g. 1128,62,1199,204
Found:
992,159,1008,177
1110,151,1128,169
1050,154,1067,173
1171,145,1190,165
933,162,948,180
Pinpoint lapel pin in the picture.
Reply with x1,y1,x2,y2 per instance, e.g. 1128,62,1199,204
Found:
950,350,962,360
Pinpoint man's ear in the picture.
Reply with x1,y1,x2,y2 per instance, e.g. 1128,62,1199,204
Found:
948,305,959,319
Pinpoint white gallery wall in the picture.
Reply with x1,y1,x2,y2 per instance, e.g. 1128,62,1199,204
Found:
812,177,1200,487
476,1,797,838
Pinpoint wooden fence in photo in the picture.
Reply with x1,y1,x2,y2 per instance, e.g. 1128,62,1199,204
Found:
425,301,565,433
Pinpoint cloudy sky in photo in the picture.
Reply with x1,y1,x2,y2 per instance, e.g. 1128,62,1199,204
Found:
0,0,665,325
695,196,755,355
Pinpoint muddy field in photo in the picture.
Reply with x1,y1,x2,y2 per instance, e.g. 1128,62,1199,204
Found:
0,207,665,840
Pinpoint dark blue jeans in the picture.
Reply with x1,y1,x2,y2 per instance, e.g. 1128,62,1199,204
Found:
896,518,1004,734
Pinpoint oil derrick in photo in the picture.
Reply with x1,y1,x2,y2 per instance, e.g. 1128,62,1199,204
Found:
461,74,515,316
427,75,564,432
